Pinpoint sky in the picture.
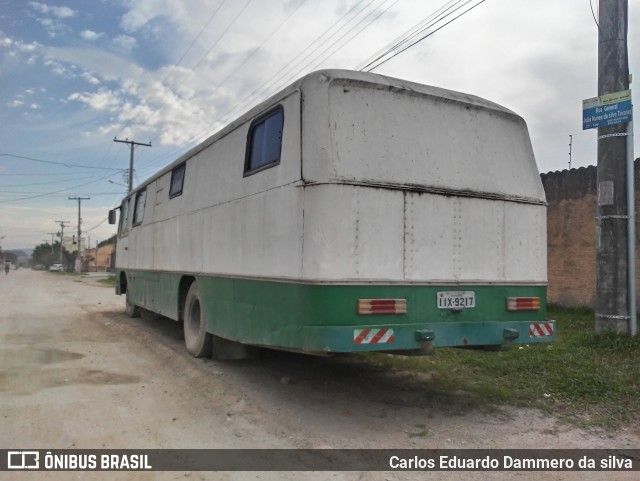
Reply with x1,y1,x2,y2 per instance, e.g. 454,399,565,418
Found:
0,0,638,251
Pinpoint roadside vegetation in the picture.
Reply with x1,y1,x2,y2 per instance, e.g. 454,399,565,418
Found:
96,275,117,287
360,304,640,430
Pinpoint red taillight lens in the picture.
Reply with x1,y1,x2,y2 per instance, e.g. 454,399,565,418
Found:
357,299,407,315
506,297,541,311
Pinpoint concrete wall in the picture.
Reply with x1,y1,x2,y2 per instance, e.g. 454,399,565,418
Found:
541,160,640,307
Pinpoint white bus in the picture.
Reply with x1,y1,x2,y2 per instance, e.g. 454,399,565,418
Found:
109,69,555,359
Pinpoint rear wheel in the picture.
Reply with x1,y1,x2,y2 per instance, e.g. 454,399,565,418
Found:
183,282,212,358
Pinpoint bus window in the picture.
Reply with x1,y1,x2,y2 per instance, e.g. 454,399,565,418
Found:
169,163,186,198
133,189,147,226
119,198,130,236
244,106,284,175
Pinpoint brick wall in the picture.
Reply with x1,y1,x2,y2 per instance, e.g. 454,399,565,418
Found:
541,160,640,308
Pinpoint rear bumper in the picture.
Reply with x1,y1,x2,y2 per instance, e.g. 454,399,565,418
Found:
301,320,556,354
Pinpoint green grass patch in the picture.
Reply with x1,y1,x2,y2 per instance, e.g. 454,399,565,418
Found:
96,275,117,287
358,305,640,430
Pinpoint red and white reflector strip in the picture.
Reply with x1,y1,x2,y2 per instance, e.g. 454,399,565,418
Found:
354,328,395,345
357,299,407,315
506,297,541,311
529,322,555,338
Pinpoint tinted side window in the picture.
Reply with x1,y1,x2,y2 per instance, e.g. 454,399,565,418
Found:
133,189,147,226
169,163,186,198
244,107,284,175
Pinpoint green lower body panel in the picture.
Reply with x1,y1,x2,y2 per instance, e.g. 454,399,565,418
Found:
117,269,555,354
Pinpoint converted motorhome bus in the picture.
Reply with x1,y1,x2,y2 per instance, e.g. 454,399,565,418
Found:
109,69,555,359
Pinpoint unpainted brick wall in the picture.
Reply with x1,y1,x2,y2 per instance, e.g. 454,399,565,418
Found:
541,160,640,308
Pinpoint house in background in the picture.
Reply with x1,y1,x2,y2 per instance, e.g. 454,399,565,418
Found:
84,236,116,272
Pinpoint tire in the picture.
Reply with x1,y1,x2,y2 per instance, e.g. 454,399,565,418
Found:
183,282,212,358
125,291,140,318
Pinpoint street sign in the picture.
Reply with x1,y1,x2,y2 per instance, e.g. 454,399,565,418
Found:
582,89,632,130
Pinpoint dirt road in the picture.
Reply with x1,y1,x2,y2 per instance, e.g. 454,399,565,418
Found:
0,269,637,480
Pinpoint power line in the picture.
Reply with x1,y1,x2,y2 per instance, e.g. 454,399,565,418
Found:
298,0,400,75
358,0,460,70
152,0,254,119
202,0,310,103
113,138,152,192
165,0,229,77
138,0,397,176
361,0,487,72
0,171,115,204
0,153,125,171
135,0,378,174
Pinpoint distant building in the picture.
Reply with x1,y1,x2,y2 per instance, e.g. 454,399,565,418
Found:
84,238,115,272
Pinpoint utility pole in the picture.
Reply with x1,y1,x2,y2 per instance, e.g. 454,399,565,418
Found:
47,232,56,253
595,0,634,334
113,138,151,192
55,220,70,265
568,135,572,169
69,196,90,272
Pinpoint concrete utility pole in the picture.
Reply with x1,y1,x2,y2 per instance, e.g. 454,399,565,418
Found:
69,197,90,272
47,232,56,252
595,0,634,334
113,138,152,192
55,220,70,265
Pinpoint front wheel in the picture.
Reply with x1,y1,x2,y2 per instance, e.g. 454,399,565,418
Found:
183,282,212,358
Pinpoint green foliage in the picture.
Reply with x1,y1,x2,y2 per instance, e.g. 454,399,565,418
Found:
31,242,60,268
31,242,75,270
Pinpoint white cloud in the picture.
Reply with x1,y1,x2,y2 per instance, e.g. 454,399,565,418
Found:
119,0,175,33
0,34,40,54
81,72,101,85
8,100,25,108
28,2,76,19
113,34,137,51
44,59,75,77
68,89,122,111
80,30,104,41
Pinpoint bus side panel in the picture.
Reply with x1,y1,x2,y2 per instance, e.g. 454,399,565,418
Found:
200,186,304,279
123,269,182,320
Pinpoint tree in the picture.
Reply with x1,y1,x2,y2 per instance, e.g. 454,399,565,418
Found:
31,242,60,268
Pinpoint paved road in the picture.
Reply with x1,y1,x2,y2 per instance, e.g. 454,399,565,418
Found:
1,270,637,480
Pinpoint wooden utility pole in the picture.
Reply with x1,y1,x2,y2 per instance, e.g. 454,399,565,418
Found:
113,138,152,192
54,220,70,265
595,0,632,333
69,196,90,272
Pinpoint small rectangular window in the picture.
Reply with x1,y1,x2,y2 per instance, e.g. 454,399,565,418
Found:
169,163,186,198
133,189,147,226
244,106,284,175
119,198,130,236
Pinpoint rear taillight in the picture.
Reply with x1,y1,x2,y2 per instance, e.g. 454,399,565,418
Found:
357,299,407,315
506,297,541,311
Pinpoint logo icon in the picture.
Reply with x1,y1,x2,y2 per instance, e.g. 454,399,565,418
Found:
7,451,39,470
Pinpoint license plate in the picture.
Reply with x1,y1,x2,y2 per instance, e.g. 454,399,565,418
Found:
437,291,475,309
